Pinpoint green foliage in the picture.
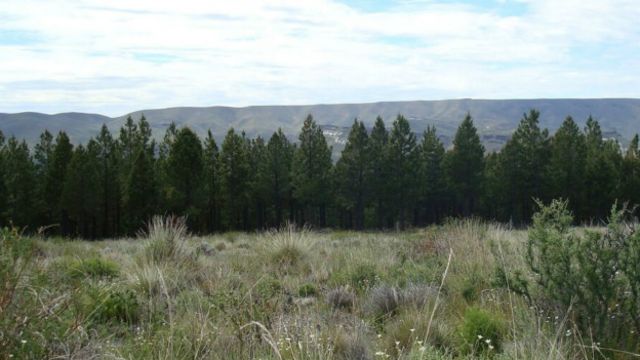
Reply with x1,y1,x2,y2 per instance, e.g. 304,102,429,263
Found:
165,127,204,225
65,257,119,280
527,200,640,348
297,282,317,297
87,286,139,324
387,114,419,228
348,263,379,290
142,215,189,264
291,114,333,227
445,113,485,217
219,128,251,230
496,110,550,224
459,307,504,355
264,129,294,227
335,119,370,230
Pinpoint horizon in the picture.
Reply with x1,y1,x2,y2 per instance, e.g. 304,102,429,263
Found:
3,97,640,117
1,0,639,116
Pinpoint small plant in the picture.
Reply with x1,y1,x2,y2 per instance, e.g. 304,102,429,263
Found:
349,263,378,291
366,285,401,319
140,215,189,264
327,286,356,310
262,223,314,271
254,276,283,300
459,307,504,355
66,256,119,280
88,287,139,324
297,283,318,297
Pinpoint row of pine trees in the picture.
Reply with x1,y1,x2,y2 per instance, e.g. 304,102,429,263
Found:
1,110,639,238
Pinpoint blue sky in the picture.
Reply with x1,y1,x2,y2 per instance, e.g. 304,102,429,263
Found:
0,0,638,116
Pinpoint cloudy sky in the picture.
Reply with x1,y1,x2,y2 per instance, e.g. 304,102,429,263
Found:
1,0,638,116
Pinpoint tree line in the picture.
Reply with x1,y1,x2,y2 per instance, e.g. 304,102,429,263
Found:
0,109,638,238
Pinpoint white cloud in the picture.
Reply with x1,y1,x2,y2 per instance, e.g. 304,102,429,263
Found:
0,0,638,115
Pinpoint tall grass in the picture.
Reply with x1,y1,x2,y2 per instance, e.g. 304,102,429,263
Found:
2,217,637,359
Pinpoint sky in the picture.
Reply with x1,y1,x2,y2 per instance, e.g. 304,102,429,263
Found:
0,0,638,116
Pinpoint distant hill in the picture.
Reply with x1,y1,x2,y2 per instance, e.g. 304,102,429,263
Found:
2,99,639,155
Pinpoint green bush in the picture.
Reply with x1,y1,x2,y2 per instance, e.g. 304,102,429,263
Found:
526,200,635,346
458,307,504,355
297,283,318,297
88,287,139,324
141,215,189,264
349,263,378,291
66,257,119,280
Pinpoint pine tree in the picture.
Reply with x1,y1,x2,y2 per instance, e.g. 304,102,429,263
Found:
61,143,100,238
219,128,250,230
498,110,550,224
368,116,390,228
335,119,370,229
33,130,54,227
445,114,485,217
118,115,156,233
482,151,504,220
387,114,419,229
548,116,586,218
265,129,294,227
166,127,204,229
0,131,6,225
203,131,221,232
291,115,333,227
46,132,74,233
418,126,446,224
95,125,119,237
621,134,640,208
2,137,37,228
123,147,156,234
248,136,269,229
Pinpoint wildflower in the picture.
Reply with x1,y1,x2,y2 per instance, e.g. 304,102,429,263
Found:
489,345,495,350
21,340,27,344
477,335,483,339
375,351,386,356
419,346,426,352
485,339,491,344
377,334,382,339
410,328,415,332
395,341,400,346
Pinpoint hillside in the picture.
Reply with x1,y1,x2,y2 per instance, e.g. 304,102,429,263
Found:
1,99,639,152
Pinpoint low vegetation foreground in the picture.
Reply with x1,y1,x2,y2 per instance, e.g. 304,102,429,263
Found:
2,201,640,359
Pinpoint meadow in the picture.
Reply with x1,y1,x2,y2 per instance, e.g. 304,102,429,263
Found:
2,203,639,359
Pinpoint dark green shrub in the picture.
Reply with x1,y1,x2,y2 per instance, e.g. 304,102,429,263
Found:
459,307,504,355
349,263,378,290
66,257,119,280
89,287,139,324
297,282,318,297
253,276,283,300
527,200,632,344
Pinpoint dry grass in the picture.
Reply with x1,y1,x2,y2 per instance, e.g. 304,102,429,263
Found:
1,218,628,359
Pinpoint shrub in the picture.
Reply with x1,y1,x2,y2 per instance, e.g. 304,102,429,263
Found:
66,257,119,280
458,307,504,355
527,200,636,345
297,283,318,297
401,283,437,309
366,285,401,319
327,286,356,310
349,263,378,291
253,276,283,300
141,215,189,264
263,223,314,271
88,287,139,324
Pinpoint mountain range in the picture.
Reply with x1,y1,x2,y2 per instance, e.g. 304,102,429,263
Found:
1,99,639,155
